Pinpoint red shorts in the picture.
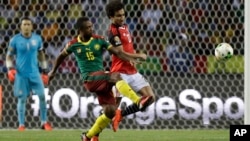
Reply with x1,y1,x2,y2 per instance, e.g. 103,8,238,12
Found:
83,71,116,105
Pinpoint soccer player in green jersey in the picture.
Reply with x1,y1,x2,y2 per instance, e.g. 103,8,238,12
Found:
48,17,153,141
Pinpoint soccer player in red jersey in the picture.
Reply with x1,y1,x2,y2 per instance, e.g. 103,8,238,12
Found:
48,17,152,141
106,0,156,132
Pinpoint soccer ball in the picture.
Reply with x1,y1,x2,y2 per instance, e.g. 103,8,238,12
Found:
214,43,233,61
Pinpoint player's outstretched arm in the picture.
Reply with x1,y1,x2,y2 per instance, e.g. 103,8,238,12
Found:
108,45,147,62
48,49,69,82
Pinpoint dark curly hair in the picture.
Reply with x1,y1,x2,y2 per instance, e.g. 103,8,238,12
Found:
105,0,124,19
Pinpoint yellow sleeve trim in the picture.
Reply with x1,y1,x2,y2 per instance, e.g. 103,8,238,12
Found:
62,48,69,55
107,45,113,50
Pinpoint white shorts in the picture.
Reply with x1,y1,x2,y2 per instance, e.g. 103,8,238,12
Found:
112,72,150,97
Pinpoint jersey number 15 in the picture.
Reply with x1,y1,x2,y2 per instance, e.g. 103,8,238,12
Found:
86,52,95,60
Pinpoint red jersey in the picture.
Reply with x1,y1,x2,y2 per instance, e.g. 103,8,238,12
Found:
108,24,137,74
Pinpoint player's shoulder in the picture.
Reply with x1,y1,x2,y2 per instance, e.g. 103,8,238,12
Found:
92,34,105,40
31,33,43,40
10,33,22,42
12,33,22,38
109,24,128,34
31,32,41,37
120,24,128,28
118,24,128,30
109,24,119,33
67,37,78,46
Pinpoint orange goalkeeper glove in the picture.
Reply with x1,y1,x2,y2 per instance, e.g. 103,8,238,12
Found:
41,74,49,85
7,69,16,82
41,68,49,85
41,73,49,85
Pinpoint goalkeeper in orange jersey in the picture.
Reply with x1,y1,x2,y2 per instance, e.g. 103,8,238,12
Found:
5,17,52,131
48,17,153,141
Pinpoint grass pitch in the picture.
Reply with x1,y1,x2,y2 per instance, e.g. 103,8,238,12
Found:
0,129,228,141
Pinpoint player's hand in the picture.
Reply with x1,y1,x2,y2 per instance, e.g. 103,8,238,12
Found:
41,73,49,85
129,59,140,66
48,71,56,83
7,69,16,82
138,53,147,61
130,53,147,66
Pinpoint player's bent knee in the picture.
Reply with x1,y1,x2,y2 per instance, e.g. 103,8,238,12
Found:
102,105,116,119
110,72,122,83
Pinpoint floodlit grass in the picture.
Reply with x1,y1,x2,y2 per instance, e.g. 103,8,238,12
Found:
0,129,229,141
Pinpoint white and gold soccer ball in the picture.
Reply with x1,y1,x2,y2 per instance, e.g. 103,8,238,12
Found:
214,43,233,61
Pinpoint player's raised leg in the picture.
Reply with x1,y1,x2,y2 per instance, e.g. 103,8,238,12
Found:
112,73,155,132
115,80,140,104
112,95,153,132
112,72,153,110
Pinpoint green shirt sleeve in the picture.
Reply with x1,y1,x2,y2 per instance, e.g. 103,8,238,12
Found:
66,44,73,54
102,39,112,50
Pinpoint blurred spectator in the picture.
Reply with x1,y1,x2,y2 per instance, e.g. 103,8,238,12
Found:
80,0,108,35
0,0,245,74
28,0,49,25
233,0,243,9
45,28,78,73
47,0,68,10
168,33,194,72
141,3,163,31
46,35,63,59
166,33,187,57
42,21,59,42
0,53,7,72
0,34,7,72
46,28,73,59
166,37,177,58
68,4,83,20
81,0,105,12
0,0,20,28
0,30,4,45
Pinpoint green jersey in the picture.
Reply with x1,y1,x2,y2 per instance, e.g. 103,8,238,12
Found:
65,35,112,80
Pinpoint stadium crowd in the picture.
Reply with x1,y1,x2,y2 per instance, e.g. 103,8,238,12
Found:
0,0,244,73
